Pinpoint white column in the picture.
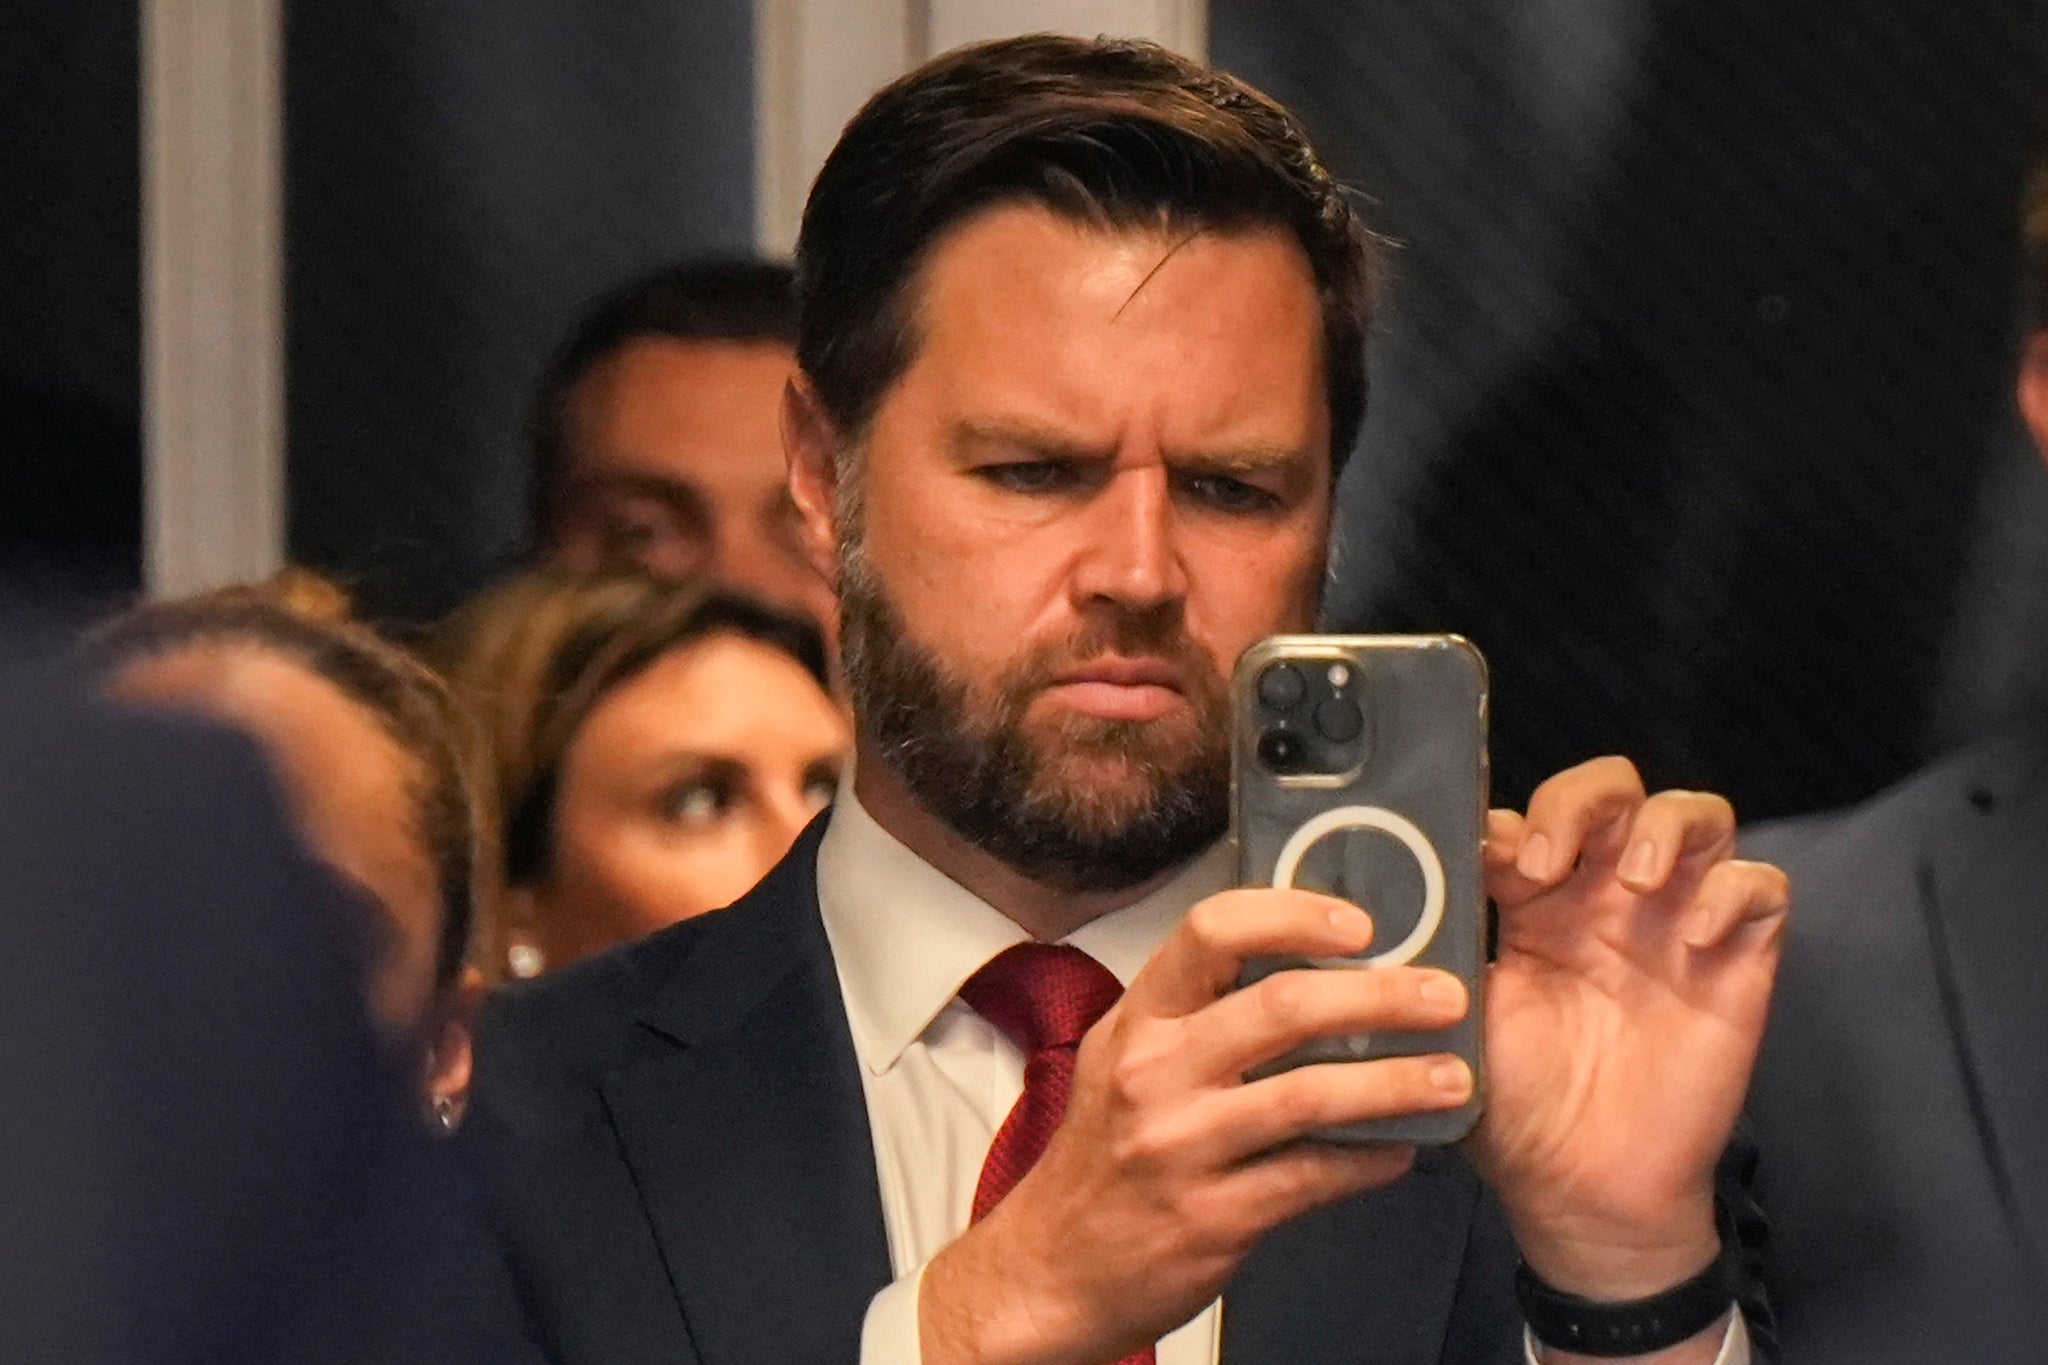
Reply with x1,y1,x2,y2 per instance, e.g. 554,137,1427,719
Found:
753,0,1208,257
924,0,1205,59
753,0,918,259
141,0,286,598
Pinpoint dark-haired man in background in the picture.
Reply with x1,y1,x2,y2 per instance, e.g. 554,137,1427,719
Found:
465,36,1784,1365
1739,164,2048,1364
527,258,834,629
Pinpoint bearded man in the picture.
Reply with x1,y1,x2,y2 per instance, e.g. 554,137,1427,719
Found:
461,36,1787,1365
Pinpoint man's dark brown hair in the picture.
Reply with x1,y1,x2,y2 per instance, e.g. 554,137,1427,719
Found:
794,34,1383,471
528,258,796,545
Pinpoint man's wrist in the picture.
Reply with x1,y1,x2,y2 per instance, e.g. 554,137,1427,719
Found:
1509,1196,1721,1301
920,1212,1090,1365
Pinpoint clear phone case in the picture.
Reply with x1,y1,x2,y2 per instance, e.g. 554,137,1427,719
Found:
1232,634,1489,1146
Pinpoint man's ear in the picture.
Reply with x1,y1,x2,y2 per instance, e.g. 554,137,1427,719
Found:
2018,331,2048,469
783,373,845,585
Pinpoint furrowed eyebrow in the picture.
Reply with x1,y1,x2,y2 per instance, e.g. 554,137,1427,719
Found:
950,420,1114,463
1168,444,1314,477
949,420,1316,483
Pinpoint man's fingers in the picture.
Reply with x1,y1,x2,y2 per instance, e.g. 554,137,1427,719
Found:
1201,1053,1475,1161
1126,889,1375,1019
1483,809,1526,870
1612,789,1738,894
1680,858,1790,950
1515,756,1647,884
1485,809,1555,904
1209,1141,1418,1236
1177,965,1468,1082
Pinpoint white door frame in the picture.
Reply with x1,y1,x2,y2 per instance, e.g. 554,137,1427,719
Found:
754,0,1206,256
140,0,286,598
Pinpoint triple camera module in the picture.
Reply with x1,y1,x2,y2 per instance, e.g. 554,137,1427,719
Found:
1253,658,1368,775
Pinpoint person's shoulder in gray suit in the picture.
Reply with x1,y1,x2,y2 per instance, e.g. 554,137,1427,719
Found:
1740,732,2048,1362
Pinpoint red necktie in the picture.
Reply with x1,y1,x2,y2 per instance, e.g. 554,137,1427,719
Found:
958,943,1155,1365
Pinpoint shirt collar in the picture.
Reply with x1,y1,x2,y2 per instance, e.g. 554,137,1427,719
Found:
816,779,1234,1076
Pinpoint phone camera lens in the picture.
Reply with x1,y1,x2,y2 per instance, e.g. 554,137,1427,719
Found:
1257,662,1306,711
1314,697,1364,743
1257,728,1306,773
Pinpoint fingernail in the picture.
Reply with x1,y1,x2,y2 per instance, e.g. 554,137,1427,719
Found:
1430,1059,1472,1096
1328,905,1372,943
1619,839,1659,883
1518,833,1554,879
1419,974,1464,1010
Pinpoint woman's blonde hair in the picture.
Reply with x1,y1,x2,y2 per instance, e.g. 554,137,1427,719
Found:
80,570,487,999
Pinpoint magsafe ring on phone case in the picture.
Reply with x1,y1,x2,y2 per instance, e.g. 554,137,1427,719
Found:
1270,804,1447,969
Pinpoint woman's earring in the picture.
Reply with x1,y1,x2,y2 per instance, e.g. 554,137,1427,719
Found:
506,939,545,979
430,1093,458,1135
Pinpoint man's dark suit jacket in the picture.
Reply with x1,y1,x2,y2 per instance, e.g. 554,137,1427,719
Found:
1742,734,2048,1362
465,819,1770,1365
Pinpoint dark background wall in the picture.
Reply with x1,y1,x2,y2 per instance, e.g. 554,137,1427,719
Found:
1214,0,2048,819
0,2,141,598
285,1,756,622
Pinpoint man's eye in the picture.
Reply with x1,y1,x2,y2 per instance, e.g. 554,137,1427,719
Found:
604,518,668,552
978,461,1079,494
594,502,702,563
1180,472,1281,514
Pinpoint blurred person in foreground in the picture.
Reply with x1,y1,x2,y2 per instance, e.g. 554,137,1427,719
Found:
84,572,484,1127
463,36,1787,1365
0,598,541,1363
527,258,836,632
432,569,845,979
1739,160,2048,1363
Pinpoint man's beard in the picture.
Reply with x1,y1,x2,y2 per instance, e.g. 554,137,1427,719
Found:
838,548,1231,895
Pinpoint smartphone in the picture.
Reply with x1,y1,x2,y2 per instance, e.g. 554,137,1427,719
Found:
1232,634,1489,1145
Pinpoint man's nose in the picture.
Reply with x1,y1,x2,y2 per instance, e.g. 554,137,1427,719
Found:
1071,464,1189,611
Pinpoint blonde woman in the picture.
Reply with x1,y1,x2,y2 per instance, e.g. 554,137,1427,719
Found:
432,570,846,980
85,571,484,1131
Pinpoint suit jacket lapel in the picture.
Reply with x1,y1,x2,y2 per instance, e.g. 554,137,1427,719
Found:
1922,737,2048,1289
599,826,893,1365
1222,1151,1505,1365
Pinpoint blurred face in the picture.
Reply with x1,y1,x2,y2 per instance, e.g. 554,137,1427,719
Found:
801,204,1332,892
108,648,445,1037
547,338,837,631
523,632,849,965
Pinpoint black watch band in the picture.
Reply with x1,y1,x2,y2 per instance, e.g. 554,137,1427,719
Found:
1514,1243,1739,1358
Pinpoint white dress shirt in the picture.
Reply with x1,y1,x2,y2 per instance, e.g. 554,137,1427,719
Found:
816,789,1746,1365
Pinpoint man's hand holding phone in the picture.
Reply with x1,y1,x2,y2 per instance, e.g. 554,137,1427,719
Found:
920,887,1476,1365
922,756,1788,1365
